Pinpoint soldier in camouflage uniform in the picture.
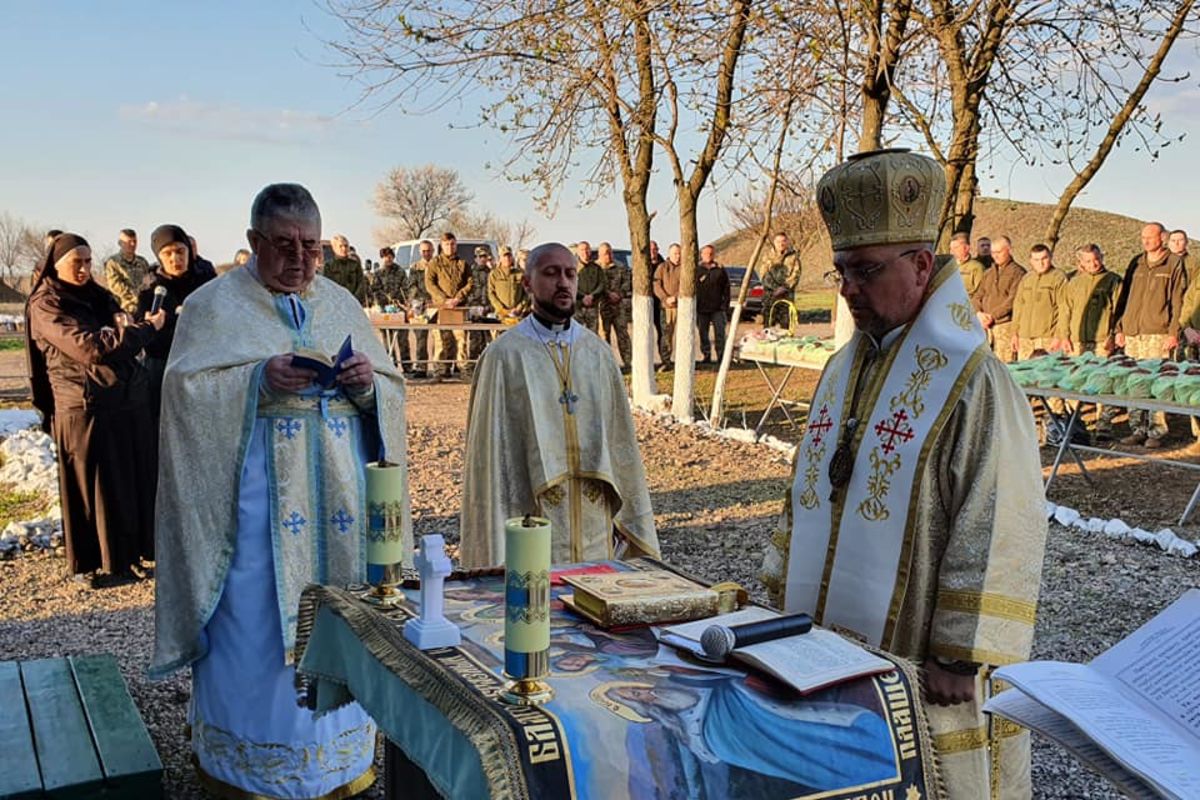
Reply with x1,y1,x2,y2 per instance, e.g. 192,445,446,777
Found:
1063,244,1122,437
596,241,632,367
404,240,436,376
104,228,151,314
426,232,473,378
488,245,528,321
760,232,802,329
574,241,603,332
323,234,368,305
949,232,985,298
370,246,425,374
467,246,494,357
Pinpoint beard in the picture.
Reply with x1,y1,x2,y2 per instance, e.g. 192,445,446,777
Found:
534,294,575,321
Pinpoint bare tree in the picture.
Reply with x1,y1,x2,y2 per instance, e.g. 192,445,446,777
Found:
509,218,537,252
372,164,473,240
447,207,511,244
0,212,41,285
326,0,665,406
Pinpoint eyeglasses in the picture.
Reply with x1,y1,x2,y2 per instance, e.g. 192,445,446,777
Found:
824,249,920,287
253,229,322,261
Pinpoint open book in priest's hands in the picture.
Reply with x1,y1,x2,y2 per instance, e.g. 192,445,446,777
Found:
655,606,893,694
290,335,353,390
984,588,1200,800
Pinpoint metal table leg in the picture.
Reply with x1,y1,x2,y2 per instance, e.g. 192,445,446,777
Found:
1179,483,1200,526
753,363,798,439
1045,399,1092,492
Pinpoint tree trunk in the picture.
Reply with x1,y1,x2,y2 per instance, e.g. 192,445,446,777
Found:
671,196,700,421
625,204,659,408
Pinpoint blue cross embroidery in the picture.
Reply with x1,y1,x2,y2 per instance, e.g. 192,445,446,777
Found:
326,417,348,439
330,509,355,534
282,511,307,536
276,418,302,440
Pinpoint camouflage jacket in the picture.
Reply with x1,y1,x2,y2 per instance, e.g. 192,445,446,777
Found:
324,257,367,305
370,264,428,308
468,266,491,307
104,253,151,313
598,262,631,313
576,260,604,306
760,249,802,302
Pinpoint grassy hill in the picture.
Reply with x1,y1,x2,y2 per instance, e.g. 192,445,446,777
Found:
713,197,1150,289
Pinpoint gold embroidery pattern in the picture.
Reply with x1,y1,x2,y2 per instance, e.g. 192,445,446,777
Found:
581,479,604,504
859,448,901,521
193,717,374,789
858,344,947,520
933,725,987,754
799,382,839,509
541,485,566,507
948,301,975,332
937,589,1038,625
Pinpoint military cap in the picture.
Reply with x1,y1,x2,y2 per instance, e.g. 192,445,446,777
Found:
499,245,513,256
816,148,945,252
474,245,492,257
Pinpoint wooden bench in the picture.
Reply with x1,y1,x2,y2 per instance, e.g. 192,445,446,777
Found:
0,656,162,799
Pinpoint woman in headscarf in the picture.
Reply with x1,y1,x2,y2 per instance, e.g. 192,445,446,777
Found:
26,234,166,585
137,224,216,415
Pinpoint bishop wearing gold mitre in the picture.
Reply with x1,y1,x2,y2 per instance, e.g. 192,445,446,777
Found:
760,149,1048,800
459,242,659,567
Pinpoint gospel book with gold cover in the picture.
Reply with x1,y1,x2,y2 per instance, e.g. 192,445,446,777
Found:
561,570,718,627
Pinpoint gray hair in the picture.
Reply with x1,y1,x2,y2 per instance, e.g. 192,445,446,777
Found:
526,242,572,274
1076,243,1104,261
250,183,320,230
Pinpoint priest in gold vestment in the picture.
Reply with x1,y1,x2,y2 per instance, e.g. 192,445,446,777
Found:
760,150,1047,800
460,242,658,567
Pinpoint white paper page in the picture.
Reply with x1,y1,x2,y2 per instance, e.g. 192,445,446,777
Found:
985,689,1158,800
737,629,892,687
655,607,780,656
996,661,1200,798
1090,588,1200,740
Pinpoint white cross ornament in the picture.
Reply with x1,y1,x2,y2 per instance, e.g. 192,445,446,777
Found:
403,534,462,650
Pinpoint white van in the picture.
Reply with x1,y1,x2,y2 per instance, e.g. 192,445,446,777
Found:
388,238,500,268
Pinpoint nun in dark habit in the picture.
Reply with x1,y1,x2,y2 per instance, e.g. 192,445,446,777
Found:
136,224,216,415
26,234,166,585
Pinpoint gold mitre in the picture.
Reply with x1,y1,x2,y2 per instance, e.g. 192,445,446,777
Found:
816,148,946,252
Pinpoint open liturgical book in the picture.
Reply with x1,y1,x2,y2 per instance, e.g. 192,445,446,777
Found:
984,588,1200,800
290,335,353,390
657,606,893,695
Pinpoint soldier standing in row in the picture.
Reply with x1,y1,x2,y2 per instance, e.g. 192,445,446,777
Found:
976,236,993,269
468,246,494,356
406,240,436,376
950,232,985,298
696,244,730,365
760,232,802,329
104,228,151,314
324,234,368,305
596,241,632,369
1063,243,1122,438
426,232,473,380
973,235,1025,362
653,244,682,369
370,246,428,376
575,240,604,332
1114,222,1187,448
488,245,528,322
1168,229,1195,283
1012,244,1069,360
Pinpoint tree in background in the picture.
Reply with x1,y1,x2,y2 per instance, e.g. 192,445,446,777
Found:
372,163,473,242
0,213,43,287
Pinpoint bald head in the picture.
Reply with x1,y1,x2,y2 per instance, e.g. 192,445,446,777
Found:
523,242,577,321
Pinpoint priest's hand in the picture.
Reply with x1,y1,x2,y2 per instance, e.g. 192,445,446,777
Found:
337,351,374,390
265,355,317,394
145,309,167,331
923,659,977,706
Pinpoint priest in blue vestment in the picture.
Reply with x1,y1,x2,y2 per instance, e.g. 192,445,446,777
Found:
150,183,412,799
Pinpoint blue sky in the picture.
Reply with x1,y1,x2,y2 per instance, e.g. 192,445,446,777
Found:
2,1,1199,266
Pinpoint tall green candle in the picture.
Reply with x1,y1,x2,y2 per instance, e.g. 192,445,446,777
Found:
504,515,552,679
366,461,409,565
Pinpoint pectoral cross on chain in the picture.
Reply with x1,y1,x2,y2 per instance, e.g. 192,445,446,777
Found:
559,389,579,414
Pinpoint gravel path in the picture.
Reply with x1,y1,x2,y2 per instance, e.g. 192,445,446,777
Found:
1,380,1192,798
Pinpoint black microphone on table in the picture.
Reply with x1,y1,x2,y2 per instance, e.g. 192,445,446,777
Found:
149,285,168,315
700,612,813,660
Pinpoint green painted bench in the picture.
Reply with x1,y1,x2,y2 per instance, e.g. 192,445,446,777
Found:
0,656,162,799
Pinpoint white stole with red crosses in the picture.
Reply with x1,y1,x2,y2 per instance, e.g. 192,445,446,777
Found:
783,265,987,646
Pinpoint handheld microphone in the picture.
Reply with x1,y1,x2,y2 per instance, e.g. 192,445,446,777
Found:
700,612,813,660
149,285,168,315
